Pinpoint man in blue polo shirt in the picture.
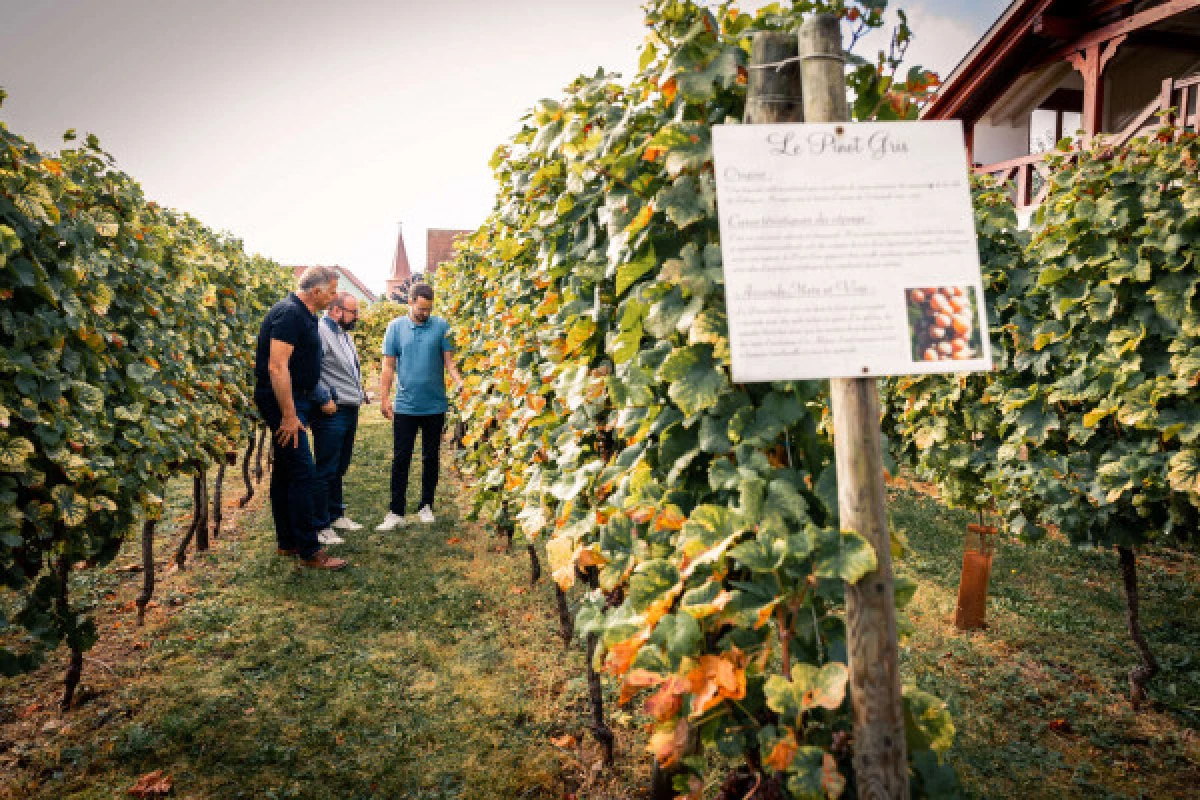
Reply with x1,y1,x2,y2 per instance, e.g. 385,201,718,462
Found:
253,266,348,570
376,283,462,530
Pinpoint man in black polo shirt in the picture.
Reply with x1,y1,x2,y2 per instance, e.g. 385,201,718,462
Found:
254,266,348,570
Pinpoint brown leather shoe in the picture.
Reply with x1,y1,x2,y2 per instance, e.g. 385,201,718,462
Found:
277,547,298,557
299,550,348,570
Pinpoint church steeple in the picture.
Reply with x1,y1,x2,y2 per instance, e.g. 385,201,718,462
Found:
385,222,413,301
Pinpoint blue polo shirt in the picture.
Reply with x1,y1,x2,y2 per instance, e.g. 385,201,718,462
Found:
382,315,456,415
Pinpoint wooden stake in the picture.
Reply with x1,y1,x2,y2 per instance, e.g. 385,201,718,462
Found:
798,15,909,798
743,32,803,126
136,520,156,626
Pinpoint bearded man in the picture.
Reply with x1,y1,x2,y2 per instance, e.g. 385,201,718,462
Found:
312,291,367,543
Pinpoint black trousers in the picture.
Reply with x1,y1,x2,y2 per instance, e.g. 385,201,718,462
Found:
390,413,445,515
254,392,321,559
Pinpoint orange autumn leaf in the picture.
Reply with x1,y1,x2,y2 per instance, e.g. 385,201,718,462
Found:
823,753,847,798
684,654,747,717
627,204,654,234
647,718,690,766
577,546,608,569
765,731,799,772
446,536,463,545
644,676,689,722
643,145,667,163
605,631,649,676
736,65,748,86
527,393,547,412
754,599,780,630
534,291,560,316
628,505,656,524
594,507,613,525
550,733,578,748
654,505,687,532
619,668,665,705
661,77,678,104
643,586,683,630
127,769,173,798
41,159,64,176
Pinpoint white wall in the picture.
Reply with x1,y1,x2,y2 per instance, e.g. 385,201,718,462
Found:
1107,47,1200,132
973,120,1030,166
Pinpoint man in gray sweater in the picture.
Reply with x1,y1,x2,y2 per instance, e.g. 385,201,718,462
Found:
312,291,366,544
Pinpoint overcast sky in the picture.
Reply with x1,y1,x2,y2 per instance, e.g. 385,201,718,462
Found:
0,0,1009,295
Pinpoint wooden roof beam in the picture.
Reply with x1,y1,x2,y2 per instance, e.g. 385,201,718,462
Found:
1086,0,1137,19
1034,15,1082,41
1128,29,1200,52
924,0,1059,121
1038,0,1200,66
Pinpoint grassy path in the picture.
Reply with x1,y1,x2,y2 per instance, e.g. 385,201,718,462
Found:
2,413,1198,798
1,413,645,799
891,486,1200,798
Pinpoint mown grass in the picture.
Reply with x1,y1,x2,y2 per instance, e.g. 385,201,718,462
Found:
1,414,645,799
1,416,1197,799
892,487,1200,799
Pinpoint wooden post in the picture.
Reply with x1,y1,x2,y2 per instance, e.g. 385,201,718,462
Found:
1069,35,1124,143
744,32,804,126
798,15,909,798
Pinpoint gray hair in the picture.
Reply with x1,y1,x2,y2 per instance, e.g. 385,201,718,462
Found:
329,291,356,310
298,266,340,292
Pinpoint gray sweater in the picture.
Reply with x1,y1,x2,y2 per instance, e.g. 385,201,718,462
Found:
317,315,365,406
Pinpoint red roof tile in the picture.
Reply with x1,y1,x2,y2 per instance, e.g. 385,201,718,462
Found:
426,229,472,277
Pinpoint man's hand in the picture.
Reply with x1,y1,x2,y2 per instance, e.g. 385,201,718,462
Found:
381,404,394,420
276,414,306,448
321,400,337,415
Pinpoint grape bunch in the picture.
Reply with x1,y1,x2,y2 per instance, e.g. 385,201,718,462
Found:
908,286,977,362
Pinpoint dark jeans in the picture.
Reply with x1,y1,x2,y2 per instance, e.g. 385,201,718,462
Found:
254,393,321,559
312,405,360,529
391,413,445,515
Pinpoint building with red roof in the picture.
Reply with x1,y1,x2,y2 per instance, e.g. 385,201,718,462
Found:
924,0,1200,210
425,228,472,279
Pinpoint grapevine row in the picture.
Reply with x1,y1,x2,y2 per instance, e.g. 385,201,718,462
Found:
886,135,1200,707
0,91,289,703
439,2,955,796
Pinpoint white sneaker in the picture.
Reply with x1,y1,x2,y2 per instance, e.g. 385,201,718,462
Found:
417,505,435,524
376,511,408,531
332,516,364,531
317,527,344,545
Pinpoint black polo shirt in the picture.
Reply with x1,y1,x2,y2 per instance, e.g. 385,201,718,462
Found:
254,293,323,396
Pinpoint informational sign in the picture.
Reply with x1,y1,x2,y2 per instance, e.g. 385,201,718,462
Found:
711,120,992,382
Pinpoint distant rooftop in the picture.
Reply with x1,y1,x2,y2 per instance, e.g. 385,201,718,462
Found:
287,265,378,304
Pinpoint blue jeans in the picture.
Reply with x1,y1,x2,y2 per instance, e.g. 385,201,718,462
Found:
312,405,360,529
254,393,321,559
